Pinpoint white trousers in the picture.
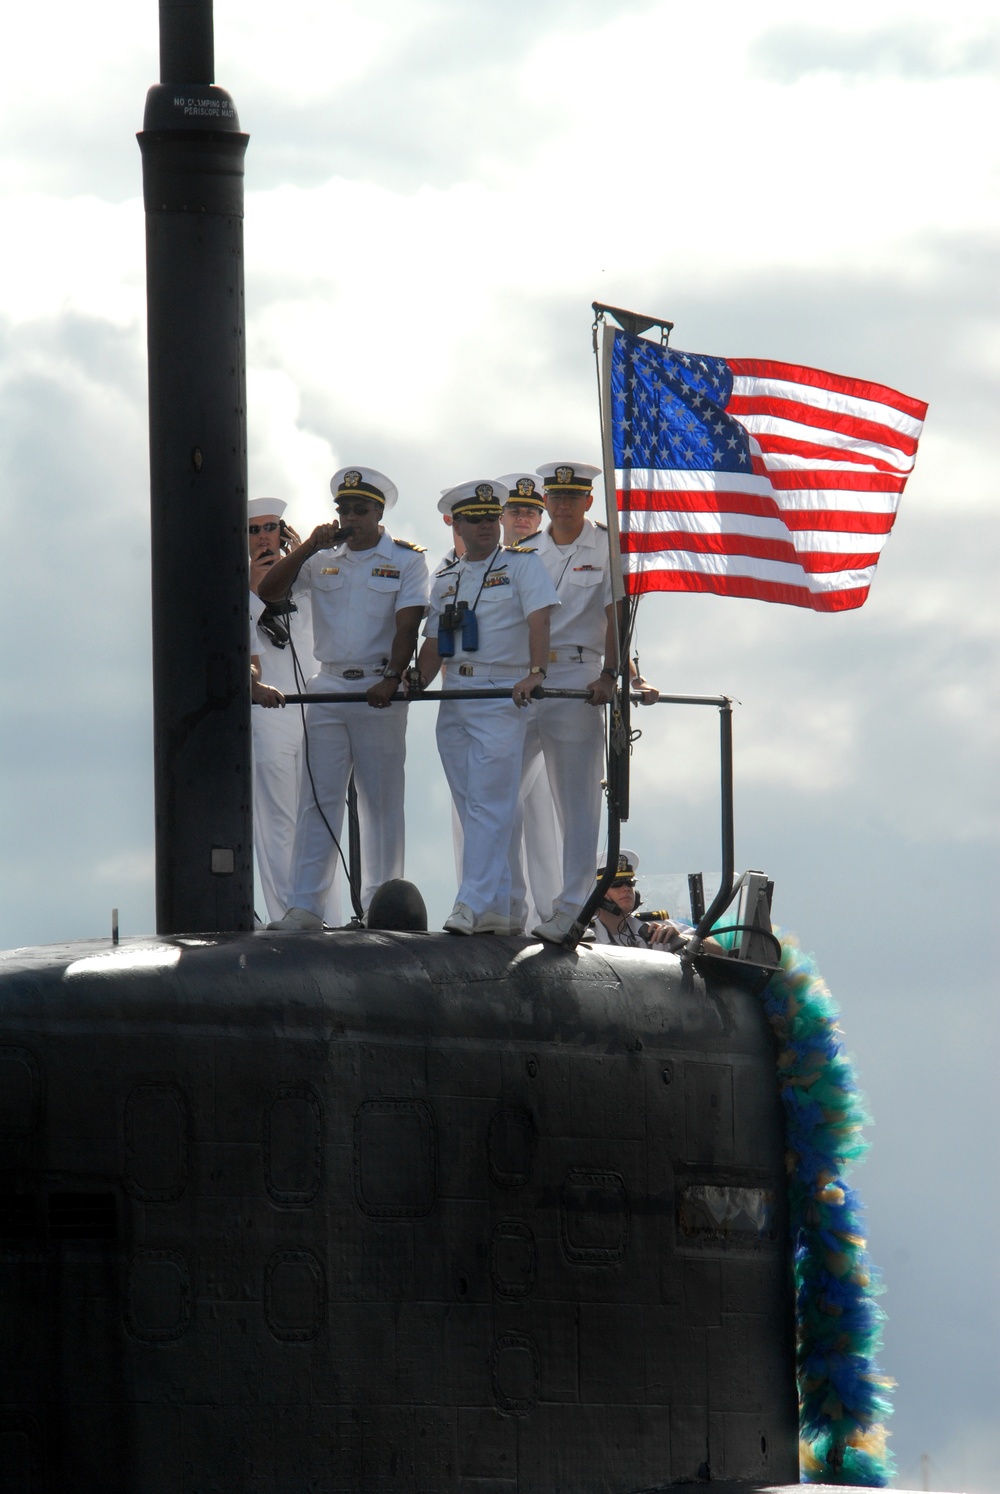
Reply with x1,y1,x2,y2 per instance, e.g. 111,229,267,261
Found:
287,671,407,918
520,661,605,919
436,672,527,918
508,758,563,929
253,713,340,925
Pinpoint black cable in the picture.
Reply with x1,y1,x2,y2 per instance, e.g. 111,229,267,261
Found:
692,923,783,966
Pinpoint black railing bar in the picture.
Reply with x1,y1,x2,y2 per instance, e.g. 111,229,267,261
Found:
269,689,733,707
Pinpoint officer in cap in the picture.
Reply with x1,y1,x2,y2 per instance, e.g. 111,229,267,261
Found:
590,851,726,953
590,850,659,946
498,473,545,548
495,474,561,929
524,462,659,945
259,467,429,929
246,498,342,926
418,480,558,935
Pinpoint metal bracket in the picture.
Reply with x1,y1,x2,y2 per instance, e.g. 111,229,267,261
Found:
592,302,674,343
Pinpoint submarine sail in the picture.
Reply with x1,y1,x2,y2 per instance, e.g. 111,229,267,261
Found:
0,1,895,1490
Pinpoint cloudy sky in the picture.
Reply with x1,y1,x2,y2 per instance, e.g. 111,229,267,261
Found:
1,0,998,1484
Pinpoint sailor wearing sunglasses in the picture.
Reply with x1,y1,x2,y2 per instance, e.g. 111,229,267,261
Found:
418,480,558,936
260,466,429,930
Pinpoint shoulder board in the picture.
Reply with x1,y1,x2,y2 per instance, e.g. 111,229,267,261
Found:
505,542,537,553
392,537,427,552
594,521,608,532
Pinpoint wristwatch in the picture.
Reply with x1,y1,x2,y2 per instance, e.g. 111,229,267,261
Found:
383,667,402,680
601,667,617,679
529,666,547,677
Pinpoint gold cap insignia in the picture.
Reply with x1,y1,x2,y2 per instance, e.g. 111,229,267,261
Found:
343,470,361,487
476,483,494,501
516,478,536,497
555,466,574,484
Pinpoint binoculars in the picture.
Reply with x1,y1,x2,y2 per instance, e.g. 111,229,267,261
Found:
437,600,479,657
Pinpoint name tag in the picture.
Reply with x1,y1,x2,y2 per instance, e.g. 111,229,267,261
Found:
371,566,401,579
320,567,339,575
482,573,511,589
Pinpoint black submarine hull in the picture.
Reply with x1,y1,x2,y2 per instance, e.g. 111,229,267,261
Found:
0,932,798,1490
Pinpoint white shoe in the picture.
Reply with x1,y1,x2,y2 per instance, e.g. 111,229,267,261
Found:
267,907,324,931
475,911,511,935
444,903,475,935
532,910,579,944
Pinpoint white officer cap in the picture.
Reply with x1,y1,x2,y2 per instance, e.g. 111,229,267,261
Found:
330,466,398,512
247,497,287,520
596,848,640,882
536,461,602,494
437,479,509,518
497,473,545,510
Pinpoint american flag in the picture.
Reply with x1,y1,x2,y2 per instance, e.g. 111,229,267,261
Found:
606,327,927,611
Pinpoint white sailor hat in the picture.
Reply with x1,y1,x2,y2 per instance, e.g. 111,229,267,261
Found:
437,479,509,518
536,460,602,494
596,848,640,882
247,497,287,520
497,473,545,510
330,466,398,511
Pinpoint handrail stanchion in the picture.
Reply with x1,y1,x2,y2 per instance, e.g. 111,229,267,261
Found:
686,698,735,957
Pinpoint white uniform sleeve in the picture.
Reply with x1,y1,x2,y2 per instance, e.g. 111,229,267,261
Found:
423,571,450,637
395,548,430,612
515,551,560,617
291,551,319,598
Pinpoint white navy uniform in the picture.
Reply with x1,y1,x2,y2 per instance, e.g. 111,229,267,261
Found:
250,591,342,925
591,913,647,947
520,517,614,920
434,548,466,884
427,546,558,920
286,530,429,918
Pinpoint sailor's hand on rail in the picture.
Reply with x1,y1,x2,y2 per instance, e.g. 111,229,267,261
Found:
251,681,285,709
586,673,615,707
367,677,400,709
633,675,659,705
512,675,540,708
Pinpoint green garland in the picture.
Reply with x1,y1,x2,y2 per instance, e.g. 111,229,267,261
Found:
759,934,894,1485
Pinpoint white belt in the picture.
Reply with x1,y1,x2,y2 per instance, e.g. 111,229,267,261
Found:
548,646,602,663
444,663,523,679
319,662,386,678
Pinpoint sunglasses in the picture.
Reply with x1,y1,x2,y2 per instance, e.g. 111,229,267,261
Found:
455,514,499,526
611,878,636,888
335,502,375,517
248,521,280,535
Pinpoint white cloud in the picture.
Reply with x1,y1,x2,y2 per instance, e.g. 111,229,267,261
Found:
0,2,998,1476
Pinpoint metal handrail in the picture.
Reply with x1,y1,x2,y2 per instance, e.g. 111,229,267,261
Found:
261,688,737,947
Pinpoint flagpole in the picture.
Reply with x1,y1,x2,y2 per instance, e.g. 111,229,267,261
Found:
599,319,626,607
